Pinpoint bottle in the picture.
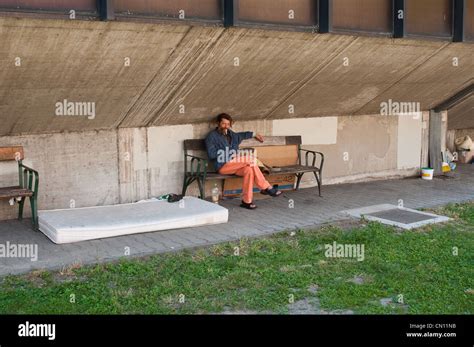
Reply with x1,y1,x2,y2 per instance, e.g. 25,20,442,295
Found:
211,184,219,204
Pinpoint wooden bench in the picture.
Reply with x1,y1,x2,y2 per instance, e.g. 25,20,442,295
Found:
182,136,324,199
0,146,39,230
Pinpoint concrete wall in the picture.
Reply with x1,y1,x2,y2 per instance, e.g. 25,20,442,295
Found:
0,130,118,220
448,96,474,130
0,113,425,221
279,114,423,187
116,114,423,199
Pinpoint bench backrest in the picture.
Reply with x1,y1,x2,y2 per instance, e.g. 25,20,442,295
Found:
183,139,207,151
183,136,302,152
184,136,302,173
0,146,24,162
0,146,39,195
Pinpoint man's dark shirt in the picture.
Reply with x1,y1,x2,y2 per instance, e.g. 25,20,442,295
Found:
205,128,254,172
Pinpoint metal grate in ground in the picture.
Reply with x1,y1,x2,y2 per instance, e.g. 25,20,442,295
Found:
343,204,450,230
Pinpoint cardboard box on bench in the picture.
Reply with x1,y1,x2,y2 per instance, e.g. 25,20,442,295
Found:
223,145,298,197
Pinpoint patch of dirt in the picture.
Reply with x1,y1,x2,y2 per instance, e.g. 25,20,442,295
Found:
217,284,354,315
24,269,49,288
287,297,354,315
346,274,373,285
287,283,354,315
288,297,322,314
52,262,85,283
279,264,313,272
377,297,409,312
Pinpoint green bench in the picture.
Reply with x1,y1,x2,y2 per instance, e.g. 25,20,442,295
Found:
0,146,39,230
182,135,324,199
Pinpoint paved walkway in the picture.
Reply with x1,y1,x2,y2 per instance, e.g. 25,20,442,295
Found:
0,165,473,276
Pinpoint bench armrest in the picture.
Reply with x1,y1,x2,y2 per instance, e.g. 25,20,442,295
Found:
19,163,39,175
184,154,208,177
18,162,39,198
299,149,324,170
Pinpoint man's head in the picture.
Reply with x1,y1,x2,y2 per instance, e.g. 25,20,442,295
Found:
216,113,233,133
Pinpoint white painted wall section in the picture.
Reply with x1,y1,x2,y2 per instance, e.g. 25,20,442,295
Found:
272,117,338,145
397,114,423,169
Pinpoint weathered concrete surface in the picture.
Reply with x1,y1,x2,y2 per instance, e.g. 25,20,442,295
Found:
0,114,425,220
116,115,421,202
118,127,149,204
430,110,448,175
147,30,356,125
0,18,189,135
448,95,474,130
355,42,474,115
0,130,119,220
0,17,472,135
300,115,399,183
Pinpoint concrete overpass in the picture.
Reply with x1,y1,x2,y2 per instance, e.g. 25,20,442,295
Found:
0,17,472,134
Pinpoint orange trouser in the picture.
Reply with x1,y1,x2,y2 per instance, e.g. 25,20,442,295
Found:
218,156,272,204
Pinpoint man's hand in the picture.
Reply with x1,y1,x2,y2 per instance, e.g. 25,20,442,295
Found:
255,134,265,143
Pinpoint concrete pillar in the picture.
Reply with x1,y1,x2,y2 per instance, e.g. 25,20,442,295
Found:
420,111,430,169
429,110,448,175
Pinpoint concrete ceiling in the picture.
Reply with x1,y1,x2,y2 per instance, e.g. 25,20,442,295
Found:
448,95,474,130
0,16,473,135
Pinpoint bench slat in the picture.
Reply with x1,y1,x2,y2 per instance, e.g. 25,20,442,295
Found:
206,173,234,179
186,172,234,180
240,136,301,148
0,146,24,161
187,166,319,180
0,186,33,199
270,165,320,174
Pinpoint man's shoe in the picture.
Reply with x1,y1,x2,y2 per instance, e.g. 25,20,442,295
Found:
240,201,257,209
260,187,282,197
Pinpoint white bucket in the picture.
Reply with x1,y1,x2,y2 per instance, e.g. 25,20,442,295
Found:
421,168,434,180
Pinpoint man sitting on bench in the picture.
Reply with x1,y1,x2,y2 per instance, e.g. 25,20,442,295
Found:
205,113,282,210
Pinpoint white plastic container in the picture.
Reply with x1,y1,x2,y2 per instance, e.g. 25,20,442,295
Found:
211,184,220,203
421,168,434,180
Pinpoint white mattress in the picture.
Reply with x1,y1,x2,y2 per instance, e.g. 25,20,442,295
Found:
38,197,228,244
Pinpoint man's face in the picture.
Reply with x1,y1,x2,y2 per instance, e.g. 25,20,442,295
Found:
218,119,232,133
